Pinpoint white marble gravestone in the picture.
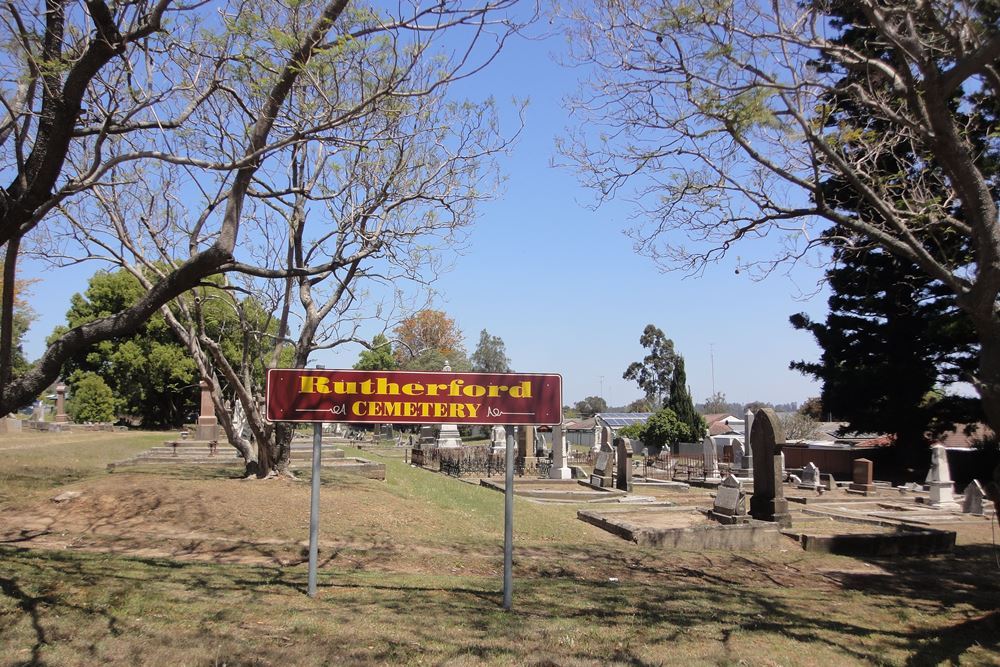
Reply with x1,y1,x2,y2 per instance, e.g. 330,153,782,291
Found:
963,480,985,515
926,444,959,509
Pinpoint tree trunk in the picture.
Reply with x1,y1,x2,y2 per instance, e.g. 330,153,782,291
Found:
0,236,20,393
971,315,1000,504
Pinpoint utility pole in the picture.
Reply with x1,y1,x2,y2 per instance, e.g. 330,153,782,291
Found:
710,343,716,397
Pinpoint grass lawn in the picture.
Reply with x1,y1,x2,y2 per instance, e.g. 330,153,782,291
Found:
0,430,998,665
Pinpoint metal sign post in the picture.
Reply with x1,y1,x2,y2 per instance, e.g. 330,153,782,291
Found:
264,368,561,603
503,425,516,610
307,419,322,597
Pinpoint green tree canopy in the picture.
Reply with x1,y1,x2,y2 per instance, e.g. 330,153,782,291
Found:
53,269,279,427
666,356,705,442
623,324,677,408
574,395,608,418
353,334,398,371
627,407,691,451
67,372,117,423
470,329,511,373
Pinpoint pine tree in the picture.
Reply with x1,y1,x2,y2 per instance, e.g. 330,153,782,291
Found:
666,356,705,442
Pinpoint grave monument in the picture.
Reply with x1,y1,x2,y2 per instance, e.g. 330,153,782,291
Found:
615,437,633,492
54,382,69,423
590,441,614,489
849,458,875,494
195,380,219,441
963,480,985,515
435,362,462,448
549,423,572,479
749,408,791,527
926,443,959,509
710,473,747,524
703,435,721,481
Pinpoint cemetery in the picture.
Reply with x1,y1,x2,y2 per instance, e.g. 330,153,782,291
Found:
1,388,999,666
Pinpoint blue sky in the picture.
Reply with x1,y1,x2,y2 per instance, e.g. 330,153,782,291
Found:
17,13,830,409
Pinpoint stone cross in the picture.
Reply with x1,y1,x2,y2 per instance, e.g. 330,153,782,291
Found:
963,480,985,515
749,408,791,527
615,437,634,492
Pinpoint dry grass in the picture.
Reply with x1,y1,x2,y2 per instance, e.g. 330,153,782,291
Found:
0,430,998,666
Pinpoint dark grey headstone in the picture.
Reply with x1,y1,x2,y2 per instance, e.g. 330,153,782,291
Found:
615,437,634,492
749,408,791,527
594,452,611,476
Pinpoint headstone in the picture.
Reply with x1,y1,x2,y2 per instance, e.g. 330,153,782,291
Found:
590,442,614,489
926,443,953,483
743,409,755,470
0,416,21,433
849,458,875,494
534,430,547,457
549,423,572,480
54,383,70,423
435,361,463,448
963,480,985,515
821,473,836,491
436,422,462,448
591,423,602,453
713,474,746,518
926,444,958,508
800,462,820,489
419,424,437,445
491,425,507,454
33,401,45,422
749,408,791,527
195,380,219,441
703,435,720,481
732,439,745,470
614,437,634,492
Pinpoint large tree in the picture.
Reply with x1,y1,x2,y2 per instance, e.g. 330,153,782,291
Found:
560,0,1000,491
0,0,530,416
622,324,676,408
354,335,398,372
791,241,981,461
666,356,705,443
470,329,512,373
394,310,467,368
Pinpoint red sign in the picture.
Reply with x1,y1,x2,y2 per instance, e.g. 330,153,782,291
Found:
265,369,562,425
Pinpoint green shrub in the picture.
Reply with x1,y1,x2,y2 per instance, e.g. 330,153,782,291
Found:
68,372,117,423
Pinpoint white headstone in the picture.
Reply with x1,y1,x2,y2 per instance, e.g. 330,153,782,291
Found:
703,435,720,480
926,443,952,483
963,480,985,515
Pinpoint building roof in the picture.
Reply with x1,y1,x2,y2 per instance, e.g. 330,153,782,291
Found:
933,423,995,448
563,418,596,431
595,413,653,429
